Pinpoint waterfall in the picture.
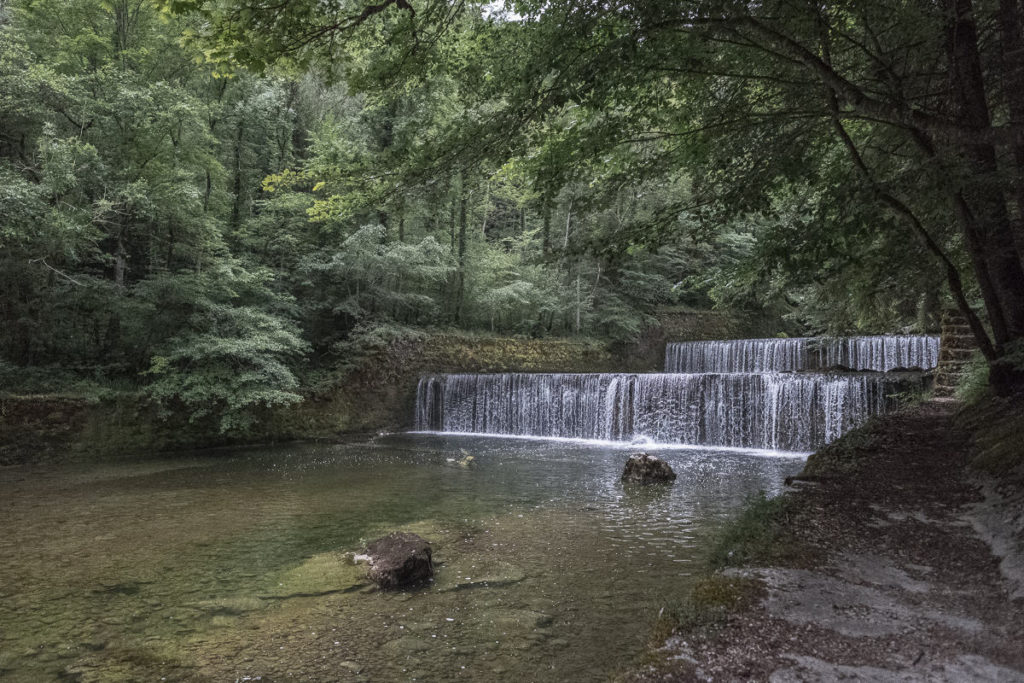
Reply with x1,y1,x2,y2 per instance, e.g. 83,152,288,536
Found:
415,372,917,452
664,335,939,373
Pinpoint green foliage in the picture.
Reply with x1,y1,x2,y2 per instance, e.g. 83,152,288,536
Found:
330,321,427,374
296,224,454,347
0,360,125,400
163,0,1020,354
142,267,308,432
956,351,992,405
14,0,996,431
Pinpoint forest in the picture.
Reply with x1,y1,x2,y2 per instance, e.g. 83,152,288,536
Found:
2,0,1022,433
3,3,1024,681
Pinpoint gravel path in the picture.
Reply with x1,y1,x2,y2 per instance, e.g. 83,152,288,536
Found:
632,400,1024,682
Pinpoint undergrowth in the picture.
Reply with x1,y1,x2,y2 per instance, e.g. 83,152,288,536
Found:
954,350,991,405
957,394,1024,475
954,343,1024,474
801,417,881,477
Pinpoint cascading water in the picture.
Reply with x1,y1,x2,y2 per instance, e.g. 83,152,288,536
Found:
414,335,934,452
415,371,918,452
664,335,939,373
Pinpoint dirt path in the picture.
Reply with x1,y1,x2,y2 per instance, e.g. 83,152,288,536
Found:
632,400,1024,681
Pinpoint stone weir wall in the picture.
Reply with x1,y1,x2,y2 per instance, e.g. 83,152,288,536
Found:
261,335,617,442
0,334,616,465
614,307,789,371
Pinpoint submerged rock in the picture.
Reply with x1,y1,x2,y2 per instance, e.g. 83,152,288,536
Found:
364,532,434,589
621,453,677,484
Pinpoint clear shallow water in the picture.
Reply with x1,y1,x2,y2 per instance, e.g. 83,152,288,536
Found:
0,435,804,682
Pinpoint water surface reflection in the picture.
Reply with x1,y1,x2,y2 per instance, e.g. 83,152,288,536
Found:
0,435,804,681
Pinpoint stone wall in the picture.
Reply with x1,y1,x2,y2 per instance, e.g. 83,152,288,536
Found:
259,334,617,441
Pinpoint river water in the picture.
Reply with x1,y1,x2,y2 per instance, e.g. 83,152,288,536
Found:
0,435,804,681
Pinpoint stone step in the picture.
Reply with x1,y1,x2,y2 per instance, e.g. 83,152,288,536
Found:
940,339,979,350
933,373,964,382
940,347,978,355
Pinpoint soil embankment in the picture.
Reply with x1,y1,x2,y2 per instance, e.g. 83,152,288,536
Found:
632,399,1024,681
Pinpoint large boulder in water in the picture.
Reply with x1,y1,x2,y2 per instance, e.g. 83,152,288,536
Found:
363,532,434,589
621,453,677,484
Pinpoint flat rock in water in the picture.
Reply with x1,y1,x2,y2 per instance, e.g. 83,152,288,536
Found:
621,453,676,484
364,532,433,589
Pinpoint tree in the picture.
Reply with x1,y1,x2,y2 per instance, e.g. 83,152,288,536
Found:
0,0,311,428
168,0,1024,391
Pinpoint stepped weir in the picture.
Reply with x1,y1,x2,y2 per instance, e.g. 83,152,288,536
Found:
665,336,940,374
414,335,936,452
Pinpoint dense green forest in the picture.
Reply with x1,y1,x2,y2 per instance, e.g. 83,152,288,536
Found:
2,0,1021,431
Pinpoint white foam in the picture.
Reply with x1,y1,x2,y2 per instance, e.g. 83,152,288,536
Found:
404,430,809,458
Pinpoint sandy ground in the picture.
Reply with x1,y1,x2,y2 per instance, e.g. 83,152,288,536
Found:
630,400,1024,682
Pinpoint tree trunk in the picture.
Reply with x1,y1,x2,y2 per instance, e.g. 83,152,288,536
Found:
575,275,581,334
997,0,1024,255
114,228,127,289
203,169,212,212
563,198,573,250
456,181,468,323
944,0,1024,391
230,121,244,231
480,179,491,237
449,194,456,252
542,195,552,254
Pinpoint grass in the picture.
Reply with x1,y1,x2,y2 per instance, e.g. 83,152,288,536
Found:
708,491,799,570
647,574,762,645
801,417,881,477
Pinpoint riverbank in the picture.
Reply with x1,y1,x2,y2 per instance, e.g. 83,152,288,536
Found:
631,397,1024,681
0,307,776,466
0,333,615,466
